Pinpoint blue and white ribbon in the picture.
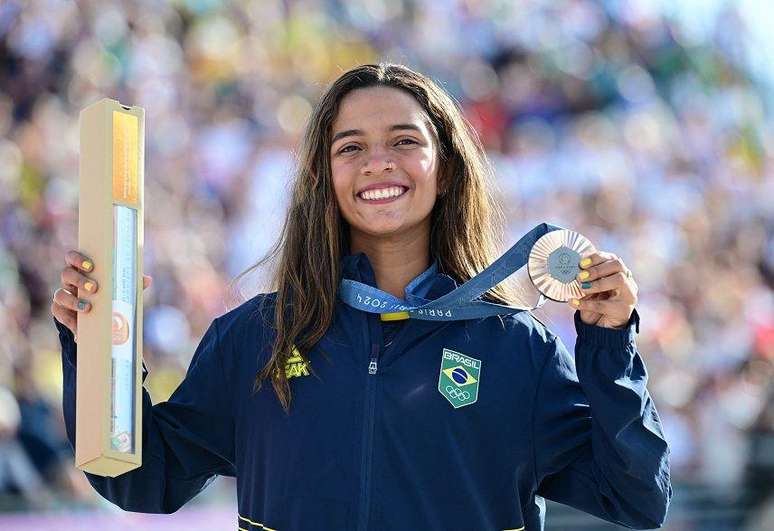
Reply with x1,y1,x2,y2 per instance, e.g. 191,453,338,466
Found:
338,222,565,321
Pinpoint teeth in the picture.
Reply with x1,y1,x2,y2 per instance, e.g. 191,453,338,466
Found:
359,186,405,201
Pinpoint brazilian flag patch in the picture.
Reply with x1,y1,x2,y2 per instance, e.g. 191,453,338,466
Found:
438,348,481,408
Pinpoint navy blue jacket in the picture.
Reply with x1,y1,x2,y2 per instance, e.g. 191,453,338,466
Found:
55,252,672,530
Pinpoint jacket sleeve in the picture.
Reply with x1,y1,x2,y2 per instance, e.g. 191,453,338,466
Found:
532,309,672,529
54,315,236,514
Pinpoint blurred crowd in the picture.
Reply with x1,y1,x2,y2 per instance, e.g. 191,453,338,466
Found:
0,0,772,529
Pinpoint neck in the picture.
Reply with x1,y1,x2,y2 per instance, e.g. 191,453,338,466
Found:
349,223,431,300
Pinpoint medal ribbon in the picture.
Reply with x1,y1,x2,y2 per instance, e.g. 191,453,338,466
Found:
338,222,565,321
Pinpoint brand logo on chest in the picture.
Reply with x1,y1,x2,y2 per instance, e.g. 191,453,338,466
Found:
438,348,481,408
285,345,310,379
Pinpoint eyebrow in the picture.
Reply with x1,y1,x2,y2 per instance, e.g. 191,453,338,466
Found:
331,123,424,145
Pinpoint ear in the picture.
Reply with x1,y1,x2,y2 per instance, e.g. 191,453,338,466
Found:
436,175,446,197
435,161,449,197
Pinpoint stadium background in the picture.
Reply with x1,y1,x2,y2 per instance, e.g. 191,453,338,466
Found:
0,0,772,529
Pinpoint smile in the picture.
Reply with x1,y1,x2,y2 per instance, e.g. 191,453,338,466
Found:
357,186,408,204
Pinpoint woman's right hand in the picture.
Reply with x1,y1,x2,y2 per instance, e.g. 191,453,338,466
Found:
51,250,152,342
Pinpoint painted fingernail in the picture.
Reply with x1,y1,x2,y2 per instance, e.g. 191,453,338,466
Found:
78,299,90,311
82,260,93,271
84,281,95,292
580,257,592,268
581,281,592,289
570,298,580,307
578,270,590,280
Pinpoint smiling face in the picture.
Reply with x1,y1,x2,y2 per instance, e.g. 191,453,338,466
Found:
330,86,440,246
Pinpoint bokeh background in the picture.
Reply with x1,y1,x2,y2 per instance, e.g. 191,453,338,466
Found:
1,0,772,529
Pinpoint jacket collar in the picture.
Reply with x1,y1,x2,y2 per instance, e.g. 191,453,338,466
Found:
341,252,458,301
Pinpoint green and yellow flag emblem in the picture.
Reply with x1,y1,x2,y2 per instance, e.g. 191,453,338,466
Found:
438,348,481,408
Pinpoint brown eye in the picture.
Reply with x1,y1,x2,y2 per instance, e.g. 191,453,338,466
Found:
340,145,359,153
397,138,417,145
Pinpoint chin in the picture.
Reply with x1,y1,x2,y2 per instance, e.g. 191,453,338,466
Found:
354,222,407,237
345,203,432,240
347,212,418,236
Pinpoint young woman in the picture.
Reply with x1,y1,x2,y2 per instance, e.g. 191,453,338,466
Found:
52,63,671,530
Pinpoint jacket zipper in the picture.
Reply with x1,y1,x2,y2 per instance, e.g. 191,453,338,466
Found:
368,344,378,374
357,342,379,531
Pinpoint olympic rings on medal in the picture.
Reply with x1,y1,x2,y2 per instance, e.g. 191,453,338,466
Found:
445,385,471,401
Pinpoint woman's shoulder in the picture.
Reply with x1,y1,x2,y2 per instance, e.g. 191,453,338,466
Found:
494,311,566,369
201,292,279,374
216,291,279,339
498,310,560,347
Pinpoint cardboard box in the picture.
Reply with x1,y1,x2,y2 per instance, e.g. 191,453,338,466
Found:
76,98,144,476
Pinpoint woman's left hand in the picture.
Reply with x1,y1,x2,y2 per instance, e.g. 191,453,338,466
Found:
568,251,638,329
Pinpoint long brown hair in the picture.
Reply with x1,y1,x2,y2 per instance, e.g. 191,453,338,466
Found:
230,63,525,413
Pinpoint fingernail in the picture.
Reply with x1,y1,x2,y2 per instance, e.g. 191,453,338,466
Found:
580,257,592,268
78,299,89,311
84,281,95,292
578,270,590,280
581,281,592,289
570,298,580,307
82,260,93,271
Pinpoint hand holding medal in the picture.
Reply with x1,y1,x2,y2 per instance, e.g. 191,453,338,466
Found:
527,230,637,329
571,252,638,329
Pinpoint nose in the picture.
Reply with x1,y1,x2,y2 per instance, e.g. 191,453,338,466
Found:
361,146,393,175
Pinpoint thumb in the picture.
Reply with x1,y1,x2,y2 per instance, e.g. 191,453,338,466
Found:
142,275,153,290
575,292,603,325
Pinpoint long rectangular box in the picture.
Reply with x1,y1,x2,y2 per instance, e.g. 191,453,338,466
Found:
76,98,145,477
